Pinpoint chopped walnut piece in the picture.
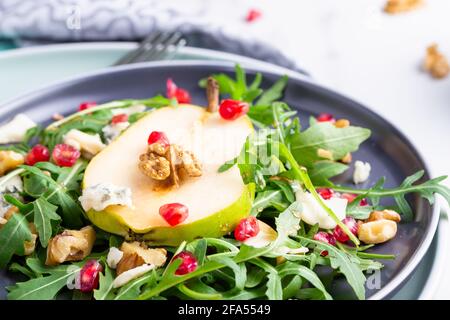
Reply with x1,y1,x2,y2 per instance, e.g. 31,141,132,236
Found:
367,209,402,223
423,44,450,79
335,119,350,128
0,150,24,176
384,0,423,14
341,153,352,164
139,152,171,180
116,241,167,275
138,143,202,189
45,226,96,266
173,145,202,178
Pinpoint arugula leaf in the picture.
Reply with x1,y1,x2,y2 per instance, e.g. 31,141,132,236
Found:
290,122,371,167
21,164,85,228
251,190,287,215
94,264,115,300
0,213,32,268
277,262,332,300
115,272,156,300
330,170,450,222
265,272,283,300
256,76,288,106
7,262,82,300
300,237,366,300
309,161,348,186
33,197,61,247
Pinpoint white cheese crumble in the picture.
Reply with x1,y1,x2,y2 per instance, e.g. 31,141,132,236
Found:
0,175,23,193
111,104,146,116
295,190,347,229
79,183,133,212
0,114,36,144
102,122,130,144
106,247,124,269
63,129,106,156
275,246,309,255
112,264,155,288
353,160,371,184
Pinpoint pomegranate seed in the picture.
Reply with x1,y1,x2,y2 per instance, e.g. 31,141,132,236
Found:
313,231,336,256
341,193,368,206
79,259,103,293
159,203,189,226
234,216,260,241
246,9,262,23
52,144,80,167
25,144,50,166
111,113,128,124
78,101,97,111
219,99,250,120
166,78,191,104
173,251,198,275
359,198,368,206
147,131,170,148
333,217,359,243
316,188,334,200
316,113,335,122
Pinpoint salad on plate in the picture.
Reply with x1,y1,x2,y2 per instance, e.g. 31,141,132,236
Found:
0,65,448,300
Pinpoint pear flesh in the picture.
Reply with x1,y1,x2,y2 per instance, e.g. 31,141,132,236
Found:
83,105,254,245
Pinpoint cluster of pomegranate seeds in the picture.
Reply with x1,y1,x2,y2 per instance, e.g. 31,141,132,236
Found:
219,99,250,121
159,203,189,226
246,9,262,23
78,101,97,111
147,131,170,148
313,231,336,257
316,113,335,123
166,78,192,104
341,193,368,206
333,217,359,243
79,259,103,293
111,113,128,124
52,144,80,167
25,144,50,166
173,251,198,275
234,216,260,241
316,188,334,200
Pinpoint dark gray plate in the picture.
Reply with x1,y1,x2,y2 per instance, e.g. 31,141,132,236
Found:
0,60,439,300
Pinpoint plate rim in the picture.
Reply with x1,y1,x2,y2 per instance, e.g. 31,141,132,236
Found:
0,58,441,300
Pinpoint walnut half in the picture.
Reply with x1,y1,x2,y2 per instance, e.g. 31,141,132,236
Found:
45,226,96,266
116,241,167,275
138,142,202,189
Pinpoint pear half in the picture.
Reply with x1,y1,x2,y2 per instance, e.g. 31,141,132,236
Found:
83,104,254,245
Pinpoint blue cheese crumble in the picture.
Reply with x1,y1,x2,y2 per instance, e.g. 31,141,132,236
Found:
79,183,133,211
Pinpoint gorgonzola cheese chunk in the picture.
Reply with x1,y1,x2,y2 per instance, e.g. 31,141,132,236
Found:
79,183,133,211
0,114,36,144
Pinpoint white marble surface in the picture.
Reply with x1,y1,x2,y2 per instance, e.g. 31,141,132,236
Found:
242,0,450,299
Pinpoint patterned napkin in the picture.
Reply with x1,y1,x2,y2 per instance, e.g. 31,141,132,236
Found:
0,0,300,70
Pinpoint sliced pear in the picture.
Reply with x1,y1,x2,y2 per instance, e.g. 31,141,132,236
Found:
83,104,254,245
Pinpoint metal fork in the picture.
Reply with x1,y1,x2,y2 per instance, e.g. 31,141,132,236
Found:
113,31,186,66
